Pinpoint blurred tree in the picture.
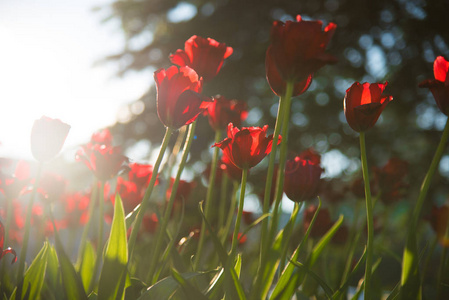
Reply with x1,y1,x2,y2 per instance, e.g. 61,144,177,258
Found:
97,0,449,210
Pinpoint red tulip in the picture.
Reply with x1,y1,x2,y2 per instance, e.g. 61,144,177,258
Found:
303,205,332,238
170,35,233,83
90,128,113,147
344,82,393,132
38,172,67,202
284,149,323,202
155,66,211,129
429,204,449,247
30,116,70,162
266,51,313,97
0,160,30,199
212,123,280,170
219,153,243,182
267,15,337,86
373,157,409,205
77,144,128,181
419,56,449,116
206,95,248,131
63,191,90,227
0,220,17,264
128,163,155,189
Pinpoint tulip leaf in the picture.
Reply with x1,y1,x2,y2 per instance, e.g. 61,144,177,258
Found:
138,271,216,300
170,268,209,300
197,201,247,300
270,198,322,300
54,224,89,300
41,245,61,299
98,194,128,300
12,242,49,300
332,248,366,298
288,260,333,298
79,241,96,293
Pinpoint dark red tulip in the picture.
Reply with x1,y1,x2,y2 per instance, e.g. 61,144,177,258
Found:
419,56,449,116
267,15,337,85
128,163,154,189
170,35,233,83
166,178,196,204
155,66,211,129
429,204,449,247
0,220,17,264
142,213,158,234
63,191,90,227
373,158,409,205
219,153,243,182
303,205,332,238
206,95,248,131
212,123,280,170
344,82,393,132
30,116,70,162
77,144,128,181
284,149,323,202
266,51,313,97
113,178,142,214
0,160,30,199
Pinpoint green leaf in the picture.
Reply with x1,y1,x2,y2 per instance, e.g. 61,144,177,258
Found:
308,214,344,267
98,194,128,300
170,268,209,300
332,248,366,299
138,271,216,300
235,254,242,279
288,260,334,298
197,201,247,300
79,241,96,293
54,226,89,300
270,198,322,300
13,242,49,300
240,213,270,238
41,245,61,300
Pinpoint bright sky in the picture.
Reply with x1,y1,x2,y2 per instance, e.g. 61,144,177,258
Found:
0,0,151,160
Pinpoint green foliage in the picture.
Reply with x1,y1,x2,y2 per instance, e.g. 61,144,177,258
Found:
98,194,128,300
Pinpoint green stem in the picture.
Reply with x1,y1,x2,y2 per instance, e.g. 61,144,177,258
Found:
194,129,222,269
260,96,286,248
359,131,374,300
437,245,448,299
1,196,14,283
148,122,196,284
279,202,302,272
16,162,43,284
88,180,105,293
253,80,294,300
412,118,449,226
218,173,229,231
230,168,248,261
128,127,173,261
221,181,239,244
401,118,449,296
76,184,98,267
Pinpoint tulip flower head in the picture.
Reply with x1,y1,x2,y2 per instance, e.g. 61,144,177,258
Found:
0,220,17,264
206,95,248,131
284,149,323,202
30,116,71,162
212,123,280,170
344,82,393,132
155,65,211,130
419,56,449,116
266,15,336,95
170,35,233,83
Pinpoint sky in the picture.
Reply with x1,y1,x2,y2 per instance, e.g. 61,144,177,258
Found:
0,0,151,160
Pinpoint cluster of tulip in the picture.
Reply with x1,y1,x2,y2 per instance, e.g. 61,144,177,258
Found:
0,13,448,300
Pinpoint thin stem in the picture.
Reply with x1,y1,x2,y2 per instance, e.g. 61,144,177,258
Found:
88,180,105,293
279,202,302,272
253,80,294,300
221,181,239,244
260,96,286,248
76,184,98,266
194,129,222,269
230,168,248,260
412,118,449,226
218,173,229,231
148,122,196,284
128,127,173,261
359,131,374,300
16,162,43,284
